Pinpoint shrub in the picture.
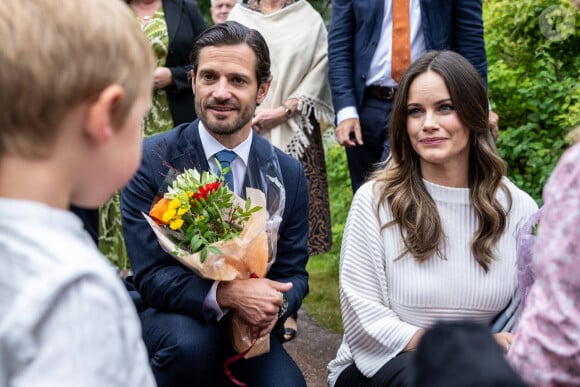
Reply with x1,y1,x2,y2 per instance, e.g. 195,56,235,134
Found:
484,0,580,202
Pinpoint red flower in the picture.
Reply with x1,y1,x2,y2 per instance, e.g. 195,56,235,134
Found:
192,181,222,200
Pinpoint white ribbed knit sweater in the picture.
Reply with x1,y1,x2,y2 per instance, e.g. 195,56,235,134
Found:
327,177,538,386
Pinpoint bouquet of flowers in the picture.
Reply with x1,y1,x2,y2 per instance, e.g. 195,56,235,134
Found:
143,157,285,361
145,167,270,281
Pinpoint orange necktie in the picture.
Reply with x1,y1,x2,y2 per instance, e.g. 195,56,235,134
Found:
391,0,411,83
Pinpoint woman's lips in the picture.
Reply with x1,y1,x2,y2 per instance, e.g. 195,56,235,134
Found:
420,137,446,145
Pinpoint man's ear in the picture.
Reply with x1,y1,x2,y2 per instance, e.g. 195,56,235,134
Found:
256,80,271,105
84,84,125,144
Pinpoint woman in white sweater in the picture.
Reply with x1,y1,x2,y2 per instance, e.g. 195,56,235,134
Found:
327,51,538,387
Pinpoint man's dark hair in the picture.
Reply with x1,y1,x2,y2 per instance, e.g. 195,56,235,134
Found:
189,21,271,85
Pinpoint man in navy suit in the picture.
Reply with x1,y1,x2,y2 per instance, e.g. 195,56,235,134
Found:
121,22,308,387
329,0,497,192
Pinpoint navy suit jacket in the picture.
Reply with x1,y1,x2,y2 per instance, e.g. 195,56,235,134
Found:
121,120,309,323
328,0,488,112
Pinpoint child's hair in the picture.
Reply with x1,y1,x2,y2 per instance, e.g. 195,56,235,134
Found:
0,0,155,159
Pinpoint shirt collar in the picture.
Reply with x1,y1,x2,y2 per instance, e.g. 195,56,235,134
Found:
197,122,252,167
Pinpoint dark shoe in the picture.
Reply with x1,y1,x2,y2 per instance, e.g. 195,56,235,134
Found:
282,316,297,342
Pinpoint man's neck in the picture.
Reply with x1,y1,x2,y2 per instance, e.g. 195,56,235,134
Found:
207,124,252,150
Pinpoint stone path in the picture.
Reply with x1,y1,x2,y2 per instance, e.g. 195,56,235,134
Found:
284,309,342,387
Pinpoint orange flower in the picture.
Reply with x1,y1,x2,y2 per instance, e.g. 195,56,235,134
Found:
149,197,170,225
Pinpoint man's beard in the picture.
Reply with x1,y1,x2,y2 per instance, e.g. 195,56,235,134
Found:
196,98,254,136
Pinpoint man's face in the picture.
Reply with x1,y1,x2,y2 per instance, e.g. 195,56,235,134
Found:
193,44,269,138
211,0,237,24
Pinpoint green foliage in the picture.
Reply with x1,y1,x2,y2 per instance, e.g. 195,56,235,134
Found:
302,142,352,334
485,0,580,202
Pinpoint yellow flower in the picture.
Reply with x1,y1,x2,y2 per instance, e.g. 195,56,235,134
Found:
168,197,181,210
169,217,184,230
162,209,176,223
198,215,205,221
177,207,188,216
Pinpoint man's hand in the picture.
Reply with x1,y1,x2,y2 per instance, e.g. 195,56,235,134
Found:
217,278,292,334
252,108,287,135
153,66,173,89
335,118,363,147
489,110,499,140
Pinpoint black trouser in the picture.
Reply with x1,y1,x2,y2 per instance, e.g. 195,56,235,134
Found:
335,352,413,387
345,93,393,193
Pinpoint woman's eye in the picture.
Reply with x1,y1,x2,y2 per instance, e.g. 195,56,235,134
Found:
407,108,422,116
439,104,455,112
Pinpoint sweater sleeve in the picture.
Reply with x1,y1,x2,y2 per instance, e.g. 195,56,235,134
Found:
339,183,420,378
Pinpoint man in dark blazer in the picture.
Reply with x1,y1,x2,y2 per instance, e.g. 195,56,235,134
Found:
121,22,308,387
329,0,496,192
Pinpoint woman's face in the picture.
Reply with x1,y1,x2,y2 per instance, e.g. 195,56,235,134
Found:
406,71,470,184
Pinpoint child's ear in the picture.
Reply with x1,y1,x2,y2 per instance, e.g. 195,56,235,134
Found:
84,85,125,144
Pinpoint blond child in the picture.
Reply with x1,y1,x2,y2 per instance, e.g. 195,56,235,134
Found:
0,0,156,385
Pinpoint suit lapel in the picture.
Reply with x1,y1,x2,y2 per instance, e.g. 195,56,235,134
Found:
173,120,210,172
163,0,182,46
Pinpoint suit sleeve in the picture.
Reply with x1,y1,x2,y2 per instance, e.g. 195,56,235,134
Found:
452,0,488,87
267,157,310,319
328,0,358,112
121,140,215,322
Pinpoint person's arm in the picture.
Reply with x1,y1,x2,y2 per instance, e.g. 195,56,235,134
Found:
121,137,215,322
451,0,487,87
328,0,363,147
452,0,500,136
508,144,580,385
339,184,421,378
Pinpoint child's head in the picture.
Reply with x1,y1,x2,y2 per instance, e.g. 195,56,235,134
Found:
0,0,155,160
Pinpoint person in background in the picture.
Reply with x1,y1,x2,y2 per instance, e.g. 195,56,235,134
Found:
228,0,335,341
328,0,499,193
327,51,537,387
211,0,241,24
121,21,308,387
126,0,206,133
0,0,156,385
507,127,580,386
99,0,207,268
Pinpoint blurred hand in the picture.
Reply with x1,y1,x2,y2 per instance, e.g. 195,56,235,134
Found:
335,118,363,147
153,66,173,89
489,110,499,140
252,107,287,135
493,331,513,354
